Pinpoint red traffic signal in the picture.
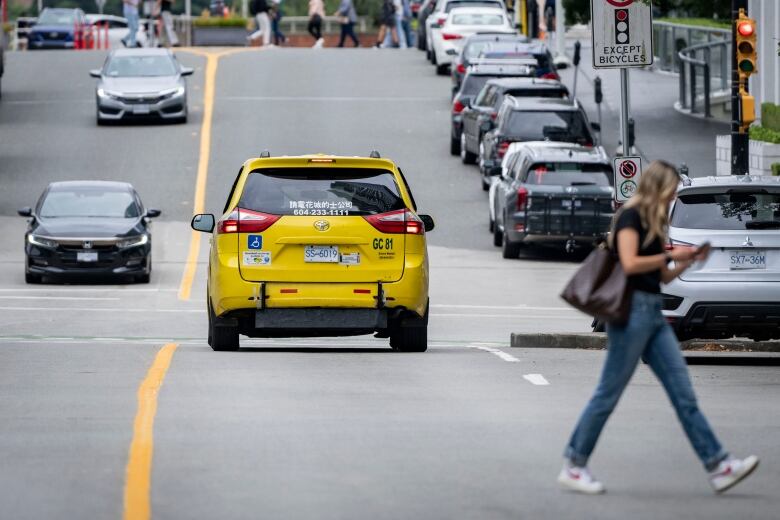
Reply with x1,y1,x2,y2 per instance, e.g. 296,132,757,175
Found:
737,21,754,37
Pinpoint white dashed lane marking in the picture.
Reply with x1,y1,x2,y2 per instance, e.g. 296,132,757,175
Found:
467,344,551,385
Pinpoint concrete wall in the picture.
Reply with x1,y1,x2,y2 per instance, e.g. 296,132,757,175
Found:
750,0,780,119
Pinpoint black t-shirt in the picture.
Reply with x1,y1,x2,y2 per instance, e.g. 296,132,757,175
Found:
614,207,664,294
161,0,172,12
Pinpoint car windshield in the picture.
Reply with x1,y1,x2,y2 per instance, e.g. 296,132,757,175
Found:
105,55,177,77
671,192,780,230
37,9,76,26
445,1,502,13
479,50,551,72
504,110,592,145
239,169,406,216
39,189,140,218
451,12,505,25
525,163,612,186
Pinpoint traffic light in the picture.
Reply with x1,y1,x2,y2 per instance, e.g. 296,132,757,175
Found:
735,9,757,81
739,89,756,131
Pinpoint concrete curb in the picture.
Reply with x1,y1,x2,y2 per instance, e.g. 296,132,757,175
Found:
510,333,780,353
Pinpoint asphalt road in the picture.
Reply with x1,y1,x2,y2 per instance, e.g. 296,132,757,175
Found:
0,48,777,519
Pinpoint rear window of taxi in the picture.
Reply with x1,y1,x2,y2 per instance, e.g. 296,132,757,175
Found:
239,168,407,216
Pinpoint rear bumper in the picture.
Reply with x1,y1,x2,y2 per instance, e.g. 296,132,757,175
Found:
663,280,780,339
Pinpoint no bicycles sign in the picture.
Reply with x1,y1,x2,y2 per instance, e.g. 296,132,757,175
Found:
613,156,642,202
591,0,654,69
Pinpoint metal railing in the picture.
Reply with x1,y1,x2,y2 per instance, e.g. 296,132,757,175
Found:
653,21,730,78
677,39,730,118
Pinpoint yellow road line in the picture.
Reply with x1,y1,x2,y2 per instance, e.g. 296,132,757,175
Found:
123,343,179,520
176,47,263,301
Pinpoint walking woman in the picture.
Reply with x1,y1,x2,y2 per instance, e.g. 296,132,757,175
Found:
335,0,359,47
559,161,759,495
308,0,325,48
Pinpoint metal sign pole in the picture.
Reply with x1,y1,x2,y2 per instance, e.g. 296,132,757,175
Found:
620,68,630,157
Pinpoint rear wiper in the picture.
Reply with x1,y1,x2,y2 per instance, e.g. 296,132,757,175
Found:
745,220,780,229
571,182,597,186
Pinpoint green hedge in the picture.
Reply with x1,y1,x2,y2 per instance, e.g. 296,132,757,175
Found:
772,163,780,176
761,103,780,133
750,125,780,145
192,17,249,27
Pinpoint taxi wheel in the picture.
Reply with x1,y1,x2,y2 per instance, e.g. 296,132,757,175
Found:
208,302,239,351
390,324,427,352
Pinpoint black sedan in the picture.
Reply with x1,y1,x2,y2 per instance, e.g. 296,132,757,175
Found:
19,181,159,284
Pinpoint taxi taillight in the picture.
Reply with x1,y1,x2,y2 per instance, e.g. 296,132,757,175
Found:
364,209,424,235
217,208,280,234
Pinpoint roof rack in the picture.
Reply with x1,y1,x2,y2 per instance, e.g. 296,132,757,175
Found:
369,150,381,158
259,150,270,158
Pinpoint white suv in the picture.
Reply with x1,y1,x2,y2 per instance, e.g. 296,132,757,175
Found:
663,175,780,341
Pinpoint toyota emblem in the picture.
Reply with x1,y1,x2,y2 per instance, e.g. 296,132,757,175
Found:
313,220,330,232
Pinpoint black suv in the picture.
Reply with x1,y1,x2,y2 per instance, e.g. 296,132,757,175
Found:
460,78,569,165
479,97,597,189
449,60,537,155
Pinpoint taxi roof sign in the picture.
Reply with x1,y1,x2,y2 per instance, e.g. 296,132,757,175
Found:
591,0,654,69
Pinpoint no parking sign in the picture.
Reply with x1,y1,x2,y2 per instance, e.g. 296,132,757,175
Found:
613,156,642,202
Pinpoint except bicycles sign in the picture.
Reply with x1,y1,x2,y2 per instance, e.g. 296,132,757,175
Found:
591,0,654,69
613,156,642,202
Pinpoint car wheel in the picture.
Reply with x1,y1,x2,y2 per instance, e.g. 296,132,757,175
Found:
435,63,448,75
489,216,494,233
450,132,460,155
390,313,428,352
427,48,432,62
208,301,239,351
493,221,502,247
25,271,42,284
461,133,477,164
501,224,522,258
592,319,605,333
136,272,151,283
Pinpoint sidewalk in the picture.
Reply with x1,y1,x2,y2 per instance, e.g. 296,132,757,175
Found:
557,36,729,177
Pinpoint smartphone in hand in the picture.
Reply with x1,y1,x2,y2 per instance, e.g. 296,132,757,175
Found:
695,241,712,260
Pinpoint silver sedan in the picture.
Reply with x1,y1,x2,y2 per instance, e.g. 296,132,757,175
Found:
90,48,193,125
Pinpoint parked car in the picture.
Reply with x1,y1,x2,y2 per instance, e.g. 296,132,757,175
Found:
451,33,529,94
476,40,560,79
0,30,4,98
449,60,537,155
416,0,437,51
479,97,598,189
430,6,513,75
85,14,148,48
28,8,91,50
663,175,780,341
460,77,569,163
18,181,160,284
491,142,614,258
90,48,193,125
425,0,505,62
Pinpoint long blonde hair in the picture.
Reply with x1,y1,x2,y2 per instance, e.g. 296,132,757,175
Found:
611,160,680,248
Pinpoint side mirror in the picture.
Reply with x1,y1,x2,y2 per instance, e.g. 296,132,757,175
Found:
18,207,32,217
480,120,493,133
191,213,215,233
89,69,102,78
146,209,161,218
419,214,435,232
180,66,194,76
591,122,601,132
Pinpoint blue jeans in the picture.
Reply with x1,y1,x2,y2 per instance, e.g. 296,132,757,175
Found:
565,291,728,471
124,10,139,48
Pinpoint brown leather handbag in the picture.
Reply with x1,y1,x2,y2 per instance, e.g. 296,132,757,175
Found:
560,243,632,324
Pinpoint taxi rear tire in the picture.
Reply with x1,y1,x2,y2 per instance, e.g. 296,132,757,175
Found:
390,324,427,352
208,301,239,351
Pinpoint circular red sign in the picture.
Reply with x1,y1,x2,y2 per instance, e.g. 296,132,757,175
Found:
616,9,628,21
620,160,637,178
606,0,634,7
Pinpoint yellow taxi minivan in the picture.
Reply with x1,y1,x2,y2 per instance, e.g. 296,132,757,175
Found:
191,153,435,352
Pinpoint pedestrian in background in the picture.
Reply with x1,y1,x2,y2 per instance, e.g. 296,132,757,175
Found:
558,160,759,495
156,0,179,46
249,0,272,46
271,0,286,45
401,0,414,48
122,0,140,47
375,0,398,48
308,0,325,48
335,0,359,47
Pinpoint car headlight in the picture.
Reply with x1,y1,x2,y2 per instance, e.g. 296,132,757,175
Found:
117,234,149,249
160,86,186,99
97,88,120,99
27,235,58,248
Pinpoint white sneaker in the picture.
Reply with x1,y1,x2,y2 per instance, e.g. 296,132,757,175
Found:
709,455,759,493
557,463,606,494
313,38,324,49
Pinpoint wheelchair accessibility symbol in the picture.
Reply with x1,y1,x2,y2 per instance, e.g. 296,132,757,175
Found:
247,235,263,249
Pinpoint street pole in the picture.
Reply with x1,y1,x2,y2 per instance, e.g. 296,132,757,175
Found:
620,68,630,157
731,0,749,175
555,0,565,57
